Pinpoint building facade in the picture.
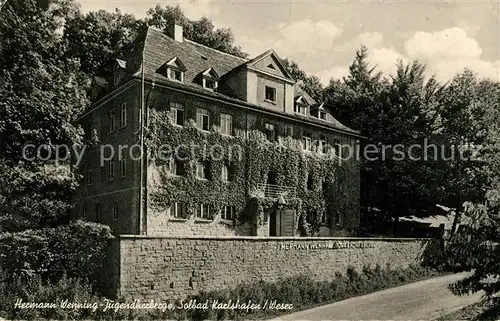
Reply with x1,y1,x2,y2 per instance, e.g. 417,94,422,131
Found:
74,25,363,237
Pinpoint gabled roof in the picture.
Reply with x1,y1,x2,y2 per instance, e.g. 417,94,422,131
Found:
245,49,294,80
200,67,220,80
114,59,127,70
294,86,316,105
164,56,187,71
108,27,361,136
133,27,247,86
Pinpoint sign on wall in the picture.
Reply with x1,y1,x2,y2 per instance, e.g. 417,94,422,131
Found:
278,241,375,251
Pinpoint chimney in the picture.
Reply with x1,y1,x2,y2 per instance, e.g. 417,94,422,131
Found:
167,24,183,43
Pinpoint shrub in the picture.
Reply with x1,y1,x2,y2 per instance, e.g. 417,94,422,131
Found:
0,220,113,287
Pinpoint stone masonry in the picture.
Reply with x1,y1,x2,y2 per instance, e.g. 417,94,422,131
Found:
104,236,440,300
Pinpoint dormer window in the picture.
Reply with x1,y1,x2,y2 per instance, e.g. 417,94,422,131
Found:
265,86,276,103
294,96,309,116
159,57,187,83
319,111,327,120
113,73,121,86
204,78,218,90
199,68,220,91
91,88,99,100
168,69,184,82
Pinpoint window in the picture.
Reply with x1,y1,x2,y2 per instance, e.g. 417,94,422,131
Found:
222,205,234,220
321,213,328,225
203,78,218,90
82,204,87,219
170,202,187,219
267,63,276,70
168,68,184,82
109,109,115,133
333,140,341,158
307,172,313,190
319,111,327,120
170,102,185,126
294,104,308,116
265,86,276,102
264,123,276,141
196,108,210,131
307,210,315,224
112,203,118,220
119,150,126,177
168,157,185,176
220,113,233,135
285,125,293,137
302,133,311,151
91,88,98,100
196,162,206,179
95,204,101,222
221,165,229,182
113,73,121,85
109,157,115,180
318,137,327,154
86,165,92,186
120,103,127,128
197,204,211,220
337,212,343,225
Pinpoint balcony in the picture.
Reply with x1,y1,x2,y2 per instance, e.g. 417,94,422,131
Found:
256,183,297,199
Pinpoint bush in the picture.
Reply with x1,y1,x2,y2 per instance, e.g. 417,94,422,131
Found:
0,220,113,287
0,263,440,320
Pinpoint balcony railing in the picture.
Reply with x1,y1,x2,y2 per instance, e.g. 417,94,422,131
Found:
256,183,297,199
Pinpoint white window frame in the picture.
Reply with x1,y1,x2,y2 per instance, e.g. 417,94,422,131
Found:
170,202,187,218
222,205,234,220
321,213,328,225
168,68,184,82
113,72,121,86
319,111,327,120
203,78,218,90
221,165,229,182
170,102,185,126
318,139,327,154
196,108,210,131
220,113,233,136
302,135,311,151
196,162,206,180
265,86,277,103
264,123,275,141
120,102,127,128
197,204,211,220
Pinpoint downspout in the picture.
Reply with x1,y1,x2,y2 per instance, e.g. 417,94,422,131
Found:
139,51,145,235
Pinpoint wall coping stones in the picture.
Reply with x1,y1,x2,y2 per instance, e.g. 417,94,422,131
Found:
117,235,437,242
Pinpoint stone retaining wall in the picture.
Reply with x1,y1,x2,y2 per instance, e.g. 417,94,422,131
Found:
107,236,440,300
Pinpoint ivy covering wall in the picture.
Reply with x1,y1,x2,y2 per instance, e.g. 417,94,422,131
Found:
146,107,360,236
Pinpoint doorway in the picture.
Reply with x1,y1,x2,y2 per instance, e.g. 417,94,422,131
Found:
269,208,295,236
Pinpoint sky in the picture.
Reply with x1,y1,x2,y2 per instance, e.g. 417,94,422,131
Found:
78,0,500,85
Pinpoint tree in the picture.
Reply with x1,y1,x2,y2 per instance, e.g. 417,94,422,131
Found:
324,47,451,234
0,0,86,231
282,58,323,102
145,4,247,58
63,8,143,75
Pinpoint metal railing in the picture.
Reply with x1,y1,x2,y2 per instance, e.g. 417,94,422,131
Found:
256,183,297,199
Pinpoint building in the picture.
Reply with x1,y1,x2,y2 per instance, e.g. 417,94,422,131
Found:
74,25,363,238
